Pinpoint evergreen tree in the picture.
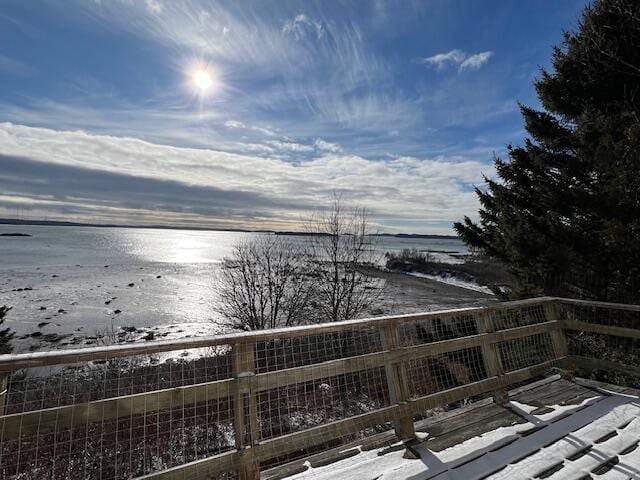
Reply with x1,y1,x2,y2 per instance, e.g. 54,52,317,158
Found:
0,306,14,354
455,0,640,303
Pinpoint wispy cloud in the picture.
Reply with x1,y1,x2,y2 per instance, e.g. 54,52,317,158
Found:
420,49,466,70
224,120,278,137
282,14,325,41
145,0,163,14
223,120,245,129
420,49,494,72
314,138,342,153
266,140,314,153
459,51,494,71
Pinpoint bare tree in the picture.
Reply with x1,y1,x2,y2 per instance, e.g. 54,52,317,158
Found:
0,306,14,354
307,196,381,322
215,235,314,331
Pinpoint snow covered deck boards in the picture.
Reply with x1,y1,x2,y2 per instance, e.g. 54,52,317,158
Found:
273,376,640,480
416,402,525,453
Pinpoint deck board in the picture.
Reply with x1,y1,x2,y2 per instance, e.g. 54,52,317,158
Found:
510,378,596,407
423,406,525,452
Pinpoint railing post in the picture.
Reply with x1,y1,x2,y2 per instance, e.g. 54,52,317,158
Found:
380,322,415,440
544,300,572,374
476,311,508,405
0,372,8,416
232,341,260,480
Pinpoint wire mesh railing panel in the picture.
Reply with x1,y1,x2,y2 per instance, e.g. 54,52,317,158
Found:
398,313,480,347
3,398,235,479
567,331,640,369
254,327,382,373
0,346,236,480
490,303,549,331
397,311,490,414
497,332,555,372
561,300,640,388
3,346,232,414
567,332,640,388
561,301,640,329
406,346,487,399
257,367,391,442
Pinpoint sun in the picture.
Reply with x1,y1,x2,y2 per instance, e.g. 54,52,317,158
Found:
193,70,213,91
185,60,221,99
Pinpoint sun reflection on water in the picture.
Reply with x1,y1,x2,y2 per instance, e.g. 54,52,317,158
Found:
112,228,261,264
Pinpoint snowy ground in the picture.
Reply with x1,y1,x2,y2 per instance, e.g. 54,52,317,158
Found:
407,271,495,295
286,389,640,480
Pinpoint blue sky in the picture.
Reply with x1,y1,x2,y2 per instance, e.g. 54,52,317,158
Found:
0,0,588,234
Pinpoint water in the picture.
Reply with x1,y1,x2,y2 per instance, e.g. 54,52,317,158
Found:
0,225,468,351
0,225,258,268
0,226,466,268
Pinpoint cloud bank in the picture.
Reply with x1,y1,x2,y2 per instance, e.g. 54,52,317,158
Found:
0,123,492,234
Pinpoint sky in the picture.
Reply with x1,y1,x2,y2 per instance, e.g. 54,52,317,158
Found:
0,0,588,234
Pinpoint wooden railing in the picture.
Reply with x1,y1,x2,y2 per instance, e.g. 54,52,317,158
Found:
0,296,637,480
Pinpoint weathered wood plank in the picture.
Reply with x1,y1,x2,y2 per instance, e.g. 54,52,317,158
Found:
380,322,414,439
510,378,574,405
252,350,389,392
544,301,570,358
424,407,525,452
563,319,640,340
491,321,558,342
512,379,593,408
573,376,640,397
253,404,401,461
568,355,640,378
476,311,507,404
0,373,7,416
397,333,487,361
134,449,238,480
420,403,507,437
559,298,640,312
232,342,260,478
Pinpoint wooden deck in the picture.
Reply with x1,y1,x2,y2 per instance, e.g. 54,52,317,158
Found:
267,374,640,479
2,297,638,479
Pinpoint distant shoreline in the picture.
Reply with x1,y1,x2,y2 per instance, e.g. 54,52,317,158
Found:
0,218,459,240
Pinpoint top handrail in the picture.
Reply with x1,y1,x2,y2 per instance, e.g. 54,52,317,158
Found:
556,297,640,312
0,296,563,372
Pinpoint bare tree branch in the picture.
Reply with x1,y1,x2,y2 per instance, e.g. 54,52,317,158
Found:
214,236,314,331
306,195,382,322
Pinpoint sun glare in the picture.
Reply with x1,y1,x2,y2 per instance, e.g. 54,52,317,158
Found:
193,70,213,91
